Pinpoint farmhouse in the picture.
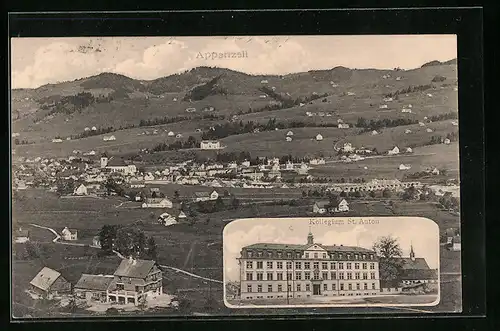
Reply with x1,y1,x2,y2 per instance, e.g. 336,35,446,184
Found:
315,134,324,141
176,134,183,138
178,211,187,219
444,138,451,145
107,258,163,306
371,130,379,135
388,146,400,155
194,190,219,202
286,136,292,142
73,184,88,196
92,236,101,247
52,138,63,143
200,140,222,150
167,131,175,136
29,267,72,298
342,143,355,152
312,201,329,214
338,123,350,129
406,147,413,153
451,120,458,126
103,135,116,141
419,122,425,127
91,126,97,131
74,274,114,303
347,92,355,96
397,245,438,286
309,158,326,165
330,198,349,212
141,198,173,208
379,104,388,109
426,128,434,133
405,129,412,134
450,235,461,251
287,131,294,136
399,164,412,170
158,212,177,226
14,227,30,243
185,107,196,113
61,227,78,241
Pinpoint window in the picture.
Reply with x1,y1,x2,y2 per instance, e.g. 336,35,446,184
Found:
268,252,273,258
339,262,344,269
247,251,253,258
314,253,318,259
370,254,374,260
304,272,311,280
296,253,301,259
322,272,328,280
340,283,344,291
277,252,282,258
267,261,273,269
364,283,368,290
372,283,376,290
277,262,283,269
246,261,253,269
257,273,263,280
304,262,311,269
362,254,366,259
339,272,345,280
330,254,335,260
295,262,302,270
323,284,328,291
322,262,328,269
267,272,273,281
257,285,262,292
331,272,336,280
297,284,301,291
339,253,343,259
288,284,292,292
278,284,283,292
258,251,263,257
354,254,359,260
268,284,273,292
362,263,367,269
354,263,360,270
246,272,253,280
277,273,283,280
305,252,309,258
257,261,263,269
347,254,351,259
117,284,124,290
313,262,319,269
370,272,376,279
356,283,360,290
287,252,292,258
363,272,368,280
331,262,336,269
347,272,352,280
355,272,360,280
286,261,292,269
247,285,253,293
332,283,336,290
348,283,353,290
323,253,327,259
347,262,352,269
306,284,310,291
313,272,320,280
287,272,292,280
295,272,302,280
370,263,375,270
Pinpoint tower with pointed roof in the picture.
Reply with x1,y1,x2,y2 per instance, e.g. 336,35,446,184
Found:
307,228,314,245
410,243,415,261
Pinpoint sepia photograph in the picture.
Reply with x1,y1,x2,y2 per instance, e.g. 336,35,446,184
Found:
223,217,440,308
10,35,461,318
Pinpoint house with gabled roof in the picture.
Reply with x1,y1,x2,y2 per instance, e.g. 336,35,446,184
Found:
397,245,438,286
29,267,71,298
61,227,78,241
74,274,114,303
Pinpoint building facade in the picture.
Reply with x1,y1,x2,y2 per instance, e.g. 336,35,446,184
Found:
238,232,380,300
200,140,221,150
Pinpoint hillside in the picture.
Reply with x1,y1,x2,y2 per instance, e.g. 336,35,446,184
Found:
11,60,458,157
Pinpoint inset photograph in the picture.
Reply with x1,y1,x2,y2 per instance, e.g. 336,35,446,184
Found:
223,217,440,308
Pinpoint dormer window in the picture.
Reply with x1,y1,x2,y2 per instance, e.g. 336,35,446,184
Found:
354,254,359,260
370,254,374,260
296,253,301,259
247,251,253,258
323,253,327,259
268,252,273,258
347,254,351,259
287,252,292,258
305,253,309,258
362,254,366,259
339,253,343,259
258,251,263,257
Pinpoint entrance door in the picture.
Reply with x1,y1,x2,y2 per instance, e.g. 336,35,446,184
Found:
313,284,321,295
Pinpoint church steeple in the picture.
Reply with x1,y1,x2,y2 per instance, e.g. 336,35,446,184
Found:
410,242,415,261
307,227,314,245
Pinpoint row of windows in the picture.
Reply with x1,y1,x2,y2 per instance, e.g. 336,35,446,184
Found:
246,261,376,270
246,282,378,293
246,251,375,260
243,293,379,299
245,271,377,281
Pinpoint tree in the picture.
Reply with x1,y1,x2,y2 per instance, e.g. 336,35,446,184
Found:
373,235,404,283
382,188,392,198
151,191,157,198
146,236,158,261
339,191,347,197
205,218,211,225
231,197,240,209
215,196,225,211
174,190,180,200
302,191,307,198
223,190,229,197
99,225,119,254
369,190,377,198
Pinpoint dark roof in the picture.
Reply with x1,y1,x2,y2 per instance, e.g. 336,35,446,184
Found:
400,268,438,280
194,192,210,197
398,257,430,270
314,201,329,208
30,267,62,291
74,274,114,291
113,258,156,278
452,235,461,243
243,243,374,253
15,228,30,237
106,157,128,167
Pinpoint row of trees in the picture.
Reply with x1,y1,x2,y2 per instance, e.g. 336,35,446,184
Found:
99,224,158,260
151,136,199,152
13,139,33,145
138,113,224,127
357,117,419,131
71,126,115,140
384,84,434,98
428,131,459,145
183,75,223,101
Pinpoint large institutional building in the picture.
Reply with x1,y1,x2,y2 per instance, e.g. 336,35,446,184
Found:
238,231,381,300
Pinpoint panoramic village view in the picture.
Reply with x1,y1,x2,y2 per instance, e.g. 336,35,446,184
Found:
10,36,461,317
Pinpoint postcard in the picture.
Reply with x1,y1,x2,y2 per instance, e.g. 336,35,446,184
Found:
10,35,461,318
223,217,441,308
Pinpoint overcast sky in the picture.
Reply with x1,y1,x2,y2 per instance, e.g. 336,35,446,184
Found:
10,35,457,89
223,217,439,282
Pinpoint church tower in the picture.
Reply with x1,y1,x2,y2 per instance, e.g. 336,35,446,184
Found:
307,228,314,245
410,243,415,261
100,153,108,168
